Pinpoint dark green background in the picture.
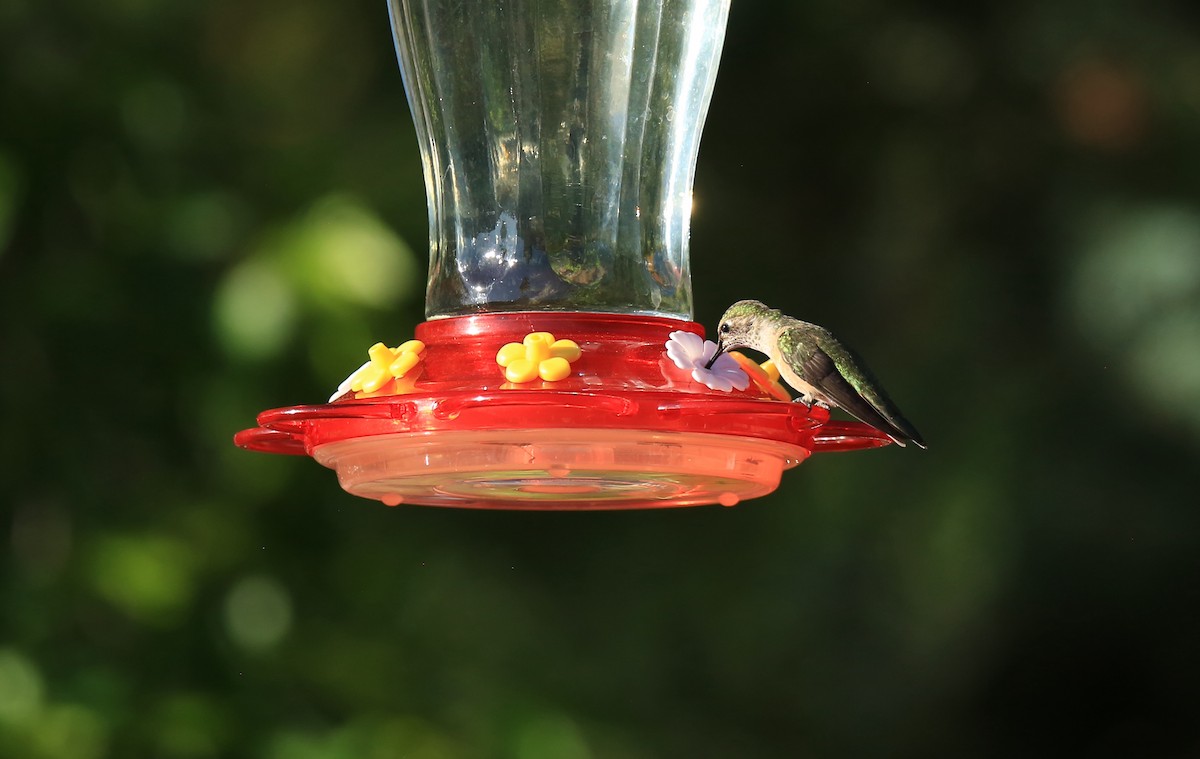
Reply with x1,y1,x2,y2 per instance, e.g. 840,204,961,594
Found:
3,0,1200,756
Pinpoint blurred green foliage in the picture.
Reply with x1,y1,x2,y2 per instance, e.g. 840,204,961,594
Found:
3,0,1200,757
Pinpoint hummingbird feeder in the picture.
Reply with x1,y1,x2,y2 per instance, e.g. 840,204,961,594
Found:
234,0,892,509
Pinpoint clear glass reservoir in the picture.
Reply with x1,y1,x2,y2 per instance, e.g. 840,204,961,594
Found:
387,0,731,319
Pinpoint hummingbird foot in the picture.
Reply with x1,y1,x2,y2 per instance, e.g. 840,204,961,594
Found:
793,395,830,411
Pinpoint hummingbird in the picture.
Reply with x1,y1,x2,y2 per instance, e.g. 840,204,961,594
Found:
707,299,927,449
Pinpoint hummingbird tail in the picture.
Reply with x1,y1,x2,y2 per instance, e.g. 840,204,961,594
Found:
884,421,926,449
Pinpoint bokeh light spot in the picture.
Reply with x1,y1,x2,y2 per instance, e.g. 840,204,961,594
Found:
1070,204,1200,437
1054,59,1149,151
10,498,72,581
0,649,44,724
513,714,591,759
1071,206,1200,342
224,575,293,651
1127,310,1200,428
0,150,22,257
30,703,109,759
214,259,297,360
154,692,229,758
872,20,975,103
276,194,417,309
370,717,459,759
89,534,197,624
119,78,190,152
166,192,245,262
265,728,349,759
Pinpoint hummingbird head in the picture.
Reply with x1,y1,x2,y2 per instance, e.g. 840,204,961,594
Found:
706,299,773,368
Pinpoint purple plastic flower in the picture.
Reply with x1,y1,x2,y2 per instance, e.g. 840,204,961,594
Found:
665,330,750,392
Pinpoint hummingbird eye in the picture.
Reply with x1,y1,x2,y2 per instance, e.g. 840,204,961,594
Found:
719,323,730,334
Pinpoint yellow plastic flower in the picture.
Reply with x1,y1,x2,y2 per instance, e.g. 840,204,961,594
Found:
496,331,581,383
330,339,426,400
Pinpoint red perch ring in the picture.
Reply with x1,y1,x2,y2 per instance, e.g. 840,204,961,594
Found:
234,313,892,509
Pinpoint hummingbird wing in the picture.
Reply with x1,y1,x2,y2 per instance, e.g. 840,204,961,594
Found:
778,324,926,449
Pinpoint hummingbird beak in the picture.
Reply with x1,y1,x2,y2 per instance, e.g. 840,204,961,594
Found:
705,342,724,369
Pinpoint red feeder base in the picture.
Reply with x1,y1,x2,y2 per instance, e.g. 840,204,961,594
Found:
234,313,891,509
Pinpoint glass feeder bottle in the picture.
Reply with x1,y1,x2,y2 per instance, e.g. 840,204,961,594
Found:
388,0,731,319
